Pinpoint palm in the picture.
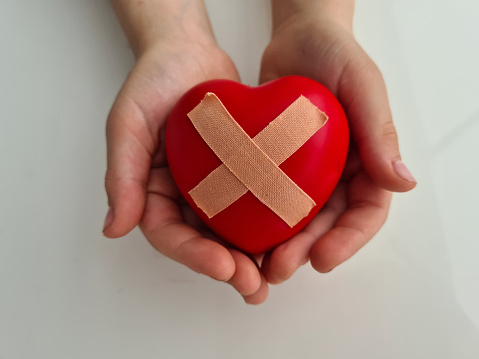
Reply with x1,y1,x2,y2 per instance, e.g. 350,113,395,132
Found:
259,20,393,281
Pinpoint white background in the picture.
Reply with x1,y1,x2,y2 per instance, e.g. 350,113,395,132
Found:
1,0,478,358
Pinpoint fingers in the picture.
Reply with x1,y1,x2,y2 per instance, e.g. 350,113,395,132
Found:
227,249,263,296
262,182,348,284
141,169,267,301
338,49,416,193
261,232,314,285
243,274,269,305
103,95,157,238
140,190,236,281
143,192,267,299
310,170,392,273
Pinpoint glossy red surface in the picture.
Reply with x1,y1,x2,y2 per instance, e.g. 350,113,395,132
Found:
166,76,349,254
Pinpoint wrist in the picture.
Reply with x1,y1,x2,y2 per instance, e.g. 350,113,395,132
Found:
110,0,217,58
271,0,355,34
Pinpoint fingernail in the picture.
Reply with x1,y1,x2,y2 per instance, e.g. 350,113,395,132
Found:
103,208,114,232
392,160,416,183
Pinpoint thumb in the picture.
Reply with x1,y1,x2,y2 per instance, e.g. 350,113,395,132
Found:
340,56,416,193
103,97,155,238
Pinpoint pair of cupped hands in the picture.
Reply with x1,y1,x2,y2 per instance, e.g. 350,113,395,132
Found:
103,4,416,304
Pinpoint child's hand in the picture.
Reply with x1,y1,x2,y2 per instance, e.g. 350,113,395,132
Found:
259,0,416,283
104,0,268,304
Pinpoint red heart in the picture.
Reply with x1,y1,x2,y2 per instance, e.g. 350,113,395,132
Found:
166,76,349,254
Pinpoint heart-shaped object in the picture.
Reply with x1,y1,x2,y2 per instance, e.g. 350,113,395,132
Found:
166,76,349,254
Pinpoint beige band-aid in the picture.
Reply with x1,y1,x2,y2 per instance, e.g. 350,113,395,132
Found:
187,93,328,227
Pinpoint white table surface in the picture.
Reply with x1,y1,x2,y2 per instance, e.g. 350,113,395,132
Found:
1,0,478,358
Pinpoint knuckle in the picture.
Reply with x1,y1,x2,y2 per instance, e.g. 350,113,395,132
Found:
104,175,114,193
381,120,398,143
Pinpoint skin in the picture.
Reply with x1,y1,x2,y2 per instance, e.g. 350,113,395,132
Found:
260,0,417,283
104,0,416,304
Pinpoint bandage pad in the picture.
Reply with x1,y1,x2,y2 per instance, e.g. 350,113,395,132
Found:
187,93,328,227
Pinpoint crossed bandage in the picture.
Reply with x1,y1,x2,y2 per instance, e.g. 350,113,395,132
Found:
188,93,328,227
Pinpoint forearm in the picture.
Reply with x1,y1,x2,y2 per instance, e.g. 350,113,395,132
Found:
110,0,216,57
271,0,355,33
